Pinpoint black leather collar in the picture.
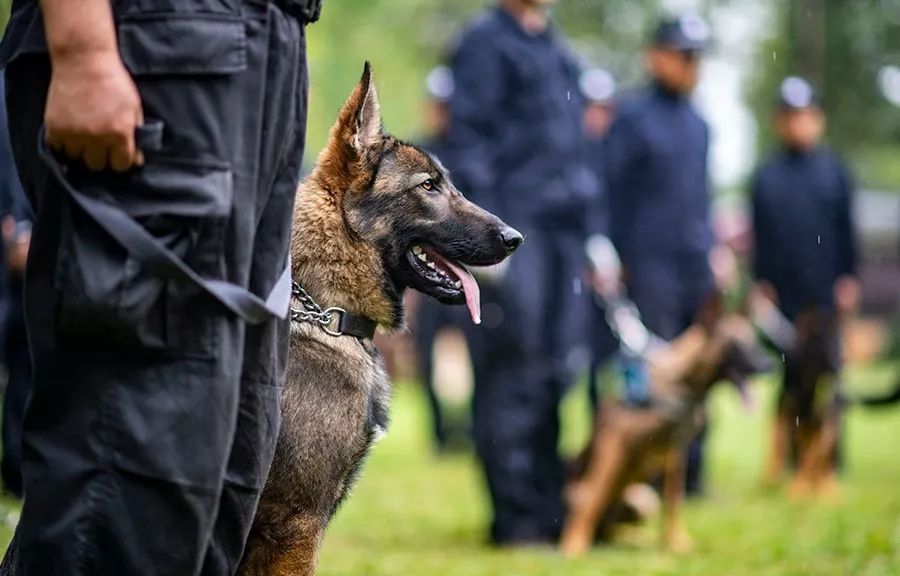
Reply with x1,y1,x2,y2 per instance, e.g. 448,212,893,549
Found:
333,310,378,340
291,282,378,340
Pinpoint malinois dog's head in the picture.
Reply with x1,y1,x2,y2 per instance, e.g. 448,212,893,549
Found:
293,63,522,329
684,295,773,402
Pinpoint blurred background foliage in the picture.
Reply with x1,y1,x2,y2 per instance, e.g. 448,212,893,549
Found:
0,0,898,190
305,0,900,192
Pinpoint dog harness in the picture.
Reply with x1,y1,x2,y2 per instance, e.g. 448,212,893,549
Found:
290,282,378,340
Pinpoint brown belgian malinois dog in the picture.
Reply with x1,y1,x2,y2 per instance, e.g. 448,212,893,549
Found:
237,64,522,575
561,297,770,555
762,307,900,499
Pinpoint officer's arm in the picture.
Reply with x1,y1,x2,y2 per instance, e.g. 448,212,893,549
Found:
41,0,117,58
836,162,859,277
40,0,144,172
446,33,503,213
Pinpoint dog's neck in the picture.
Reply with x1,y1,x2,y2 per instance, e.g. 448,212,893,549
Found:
290,180,401,331
650,326,723,397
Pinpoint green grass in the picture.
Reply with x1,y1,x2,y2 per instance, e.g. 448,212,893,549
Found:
0,364,898,575
318,363,900,576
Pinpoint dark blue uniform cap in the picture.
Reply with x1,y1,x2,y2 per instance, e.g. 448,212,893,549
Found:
652,15,711,52
777,76,820,110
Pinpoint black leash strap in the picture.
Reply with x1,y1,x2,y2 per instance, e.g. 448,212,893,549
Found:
38,123,291,324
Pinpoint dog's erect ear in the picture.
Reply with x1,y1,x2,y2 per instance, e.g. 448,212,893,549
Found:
349,62,383,152
696,290,725,333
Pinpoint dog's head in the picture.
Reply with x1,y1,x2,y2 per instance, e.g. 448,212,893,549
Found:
304,63,521,326
691,295,773,401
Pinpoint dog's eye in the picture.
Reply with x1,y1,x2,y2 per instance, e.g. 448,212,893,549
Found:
420,179,435,192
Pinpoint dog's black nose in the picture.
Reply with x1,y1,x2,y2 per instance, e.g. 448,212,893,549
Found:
500,227,524,254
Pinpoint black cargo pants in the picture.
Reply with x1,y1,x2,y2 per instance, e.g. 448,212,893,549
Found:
1,1,307,574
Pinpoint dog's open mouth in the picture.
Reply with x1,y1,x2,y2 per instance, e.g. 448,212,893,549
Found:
407,244,482,325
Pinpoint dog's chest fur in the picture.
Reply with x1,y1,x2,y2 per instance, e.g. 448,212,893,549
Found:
257,324,390,530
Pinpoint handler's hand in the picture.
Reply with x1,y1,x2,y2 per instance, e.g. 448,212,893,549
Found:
45,50,144,172
834,275,860,316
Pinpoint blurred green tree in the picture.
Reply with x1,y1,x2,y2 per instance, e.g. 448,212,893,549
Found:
304,0,661,161
748,0,900,189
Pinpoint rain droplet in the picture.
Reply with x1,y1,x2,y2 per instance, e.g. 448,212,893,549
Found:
817,235,821,245
573,278,582,294
567,90,571,101
795,417,799,427
781,353,785,363
773,51,777,61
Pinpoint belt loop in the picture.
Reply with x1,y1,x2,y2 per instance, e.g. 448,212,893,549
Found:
275,0,322,23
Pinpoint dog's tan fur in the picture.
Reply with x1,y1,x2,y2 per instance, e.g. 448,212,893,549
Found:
238,64,519,576
762,310,842,499
561,305,765,555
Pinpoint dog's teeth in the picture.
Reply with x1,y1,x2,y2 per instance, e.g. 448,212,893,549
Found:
412,245,422,255
417,253,427,262
454,281,462,289
427,261,436,269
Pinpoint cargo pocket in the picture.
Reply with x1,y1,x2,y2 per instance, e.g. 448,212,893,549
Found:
51,11,251,354
54,159,233,354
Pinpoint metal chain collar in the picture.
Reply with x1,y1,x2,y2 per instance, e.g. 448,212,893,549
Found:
290,282,347,337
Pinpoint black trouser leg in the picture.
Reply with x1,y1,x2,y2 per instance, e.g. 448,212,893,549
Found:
468,239,563,544
201,6,307,573
1,313,30,498
3,3,301,571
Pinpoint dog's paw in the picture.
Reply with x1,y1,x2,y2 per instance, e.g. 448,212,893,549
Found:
664,529,695,555
817,475,843,503
788,476,813,501
560,530,592,557
760,468,784,490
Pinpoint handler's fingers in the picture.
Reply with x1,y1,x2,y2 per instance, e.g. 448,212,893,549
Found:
83,142,111,172
109,136,137,173
44,127,63,152
61,137,86,163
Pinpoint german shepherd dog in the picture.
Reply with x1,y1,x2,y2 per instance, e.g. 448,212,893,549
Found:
237,64,522,576
762,307,900,499
561,298,771,555
763,308,842,498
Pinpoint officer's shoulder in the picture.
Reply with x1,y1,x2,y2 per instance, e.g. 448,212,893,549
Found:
751,153,784,191
816,146,849,168
610,89,652,125
456,11,505,47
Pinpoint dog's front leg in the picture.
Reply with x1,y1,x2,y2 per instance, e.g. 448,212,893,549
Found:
763,406,790,487
238,515,325,576
790,427,818,499
661,448,693,554
561,434,628,556
811,417,842,500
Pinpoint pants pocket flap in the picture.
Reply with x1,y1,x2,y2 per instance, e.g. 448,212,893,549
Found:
118,14,247,76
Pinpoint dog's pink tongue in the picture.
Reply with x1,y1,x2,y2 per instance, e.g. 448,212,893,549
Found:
443,260,482,325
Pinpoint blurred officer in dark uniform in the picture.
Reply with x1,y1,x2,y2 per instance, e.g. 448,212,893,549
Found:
752,76,859,324
0,0,320,573
447,0,598,545
0,71,32,500
413,65,469,452
604,15,715,495
751,77,859,475
579,68,620,409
